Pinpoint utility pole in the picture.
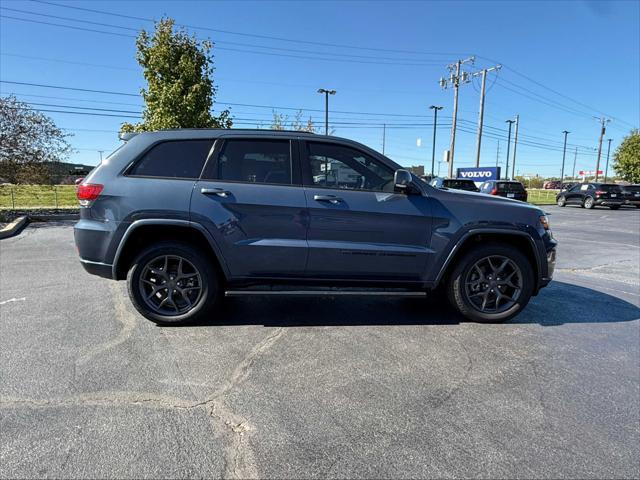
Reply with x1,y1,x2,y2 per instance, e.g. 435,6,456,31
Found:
317,88,336,135
560,131,569,182
571,147,578,180
594,117,610,181
429,105,443,177
473,64,501,167
511,115,519,180
496,140,500,168
382,124,386,155
440,56,475,177
504,119,515,180
604,138,613,182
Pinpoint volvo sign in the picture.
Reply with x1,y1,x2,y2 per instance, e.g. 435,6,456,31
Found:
456,167,501,182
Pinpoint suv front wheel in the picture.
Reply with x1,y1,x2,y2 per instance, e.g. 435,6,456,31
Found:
127,242,221,325
447,243,534,322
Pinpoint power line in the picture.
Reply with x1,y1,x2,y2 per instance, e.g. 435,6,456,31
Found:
31,0,468,57
0,80,447,118
0,12,443,67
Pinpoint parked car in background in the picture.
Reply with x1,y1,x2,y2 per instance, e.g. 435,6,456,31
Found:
74,129,556,325
621,184,640,208
429,177,480,192
543,180,561,189
556,183,624,209
560,182,576,191
479,180,528,202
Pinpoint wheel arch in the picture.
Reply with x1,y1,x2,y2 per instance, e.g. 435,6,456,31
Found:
112,219,229,281
435,229,541,293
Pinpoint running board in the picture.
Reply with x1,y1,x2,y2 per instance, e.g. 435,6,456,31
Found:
225,290,426,297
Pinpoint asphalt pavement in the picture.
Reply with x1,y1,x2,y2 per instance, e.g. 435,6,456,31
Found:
1,206,639,479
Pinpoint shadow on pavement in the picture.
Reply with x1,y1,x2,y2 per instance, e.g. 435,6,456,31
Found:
174,281,639,328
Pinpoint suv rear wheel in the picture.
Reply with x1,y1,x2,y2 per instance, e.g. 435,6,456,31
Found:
557,196,566,207
583,196,595,209
126,242,221,325
447,243,534,323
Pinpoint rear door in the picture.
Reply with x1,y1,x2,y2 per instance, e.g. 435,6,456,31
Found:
300,139,432,282
191,136,308,278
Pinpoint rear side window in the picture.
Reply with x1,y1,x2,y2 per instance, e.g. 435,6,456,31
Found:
599,184,622,192
129,140,213,179
208,139,292,185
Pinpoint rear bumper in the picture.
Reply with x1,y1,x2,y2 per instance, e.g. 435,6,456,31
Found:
595,198,623,206
74,218,119,279
79,258,113,279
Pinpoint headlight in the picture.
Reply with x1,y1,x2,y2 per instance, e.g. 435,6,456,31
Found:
539,215,550,230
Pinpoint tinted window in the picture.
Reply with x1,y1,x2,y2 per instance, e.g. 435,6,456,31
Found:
497,182,525,192
129,140,213,179
444,179,478,190
306,142,394,192
212,139,292,185
597,184,622,192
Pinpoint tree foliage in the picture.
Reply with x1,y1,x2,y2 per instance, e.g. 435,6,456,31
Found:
613,129,640,183
0,95,72,184
121,18,231,133
270,110,316,132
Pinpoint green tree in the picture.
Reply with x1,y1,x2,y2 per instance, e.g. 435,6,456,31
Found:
0,95,72,184
121,18,231,133
613,129,640,183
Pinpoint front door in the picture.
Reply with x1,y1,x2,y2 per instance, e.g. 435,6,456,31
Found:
301,140,432,282
191,137,308,278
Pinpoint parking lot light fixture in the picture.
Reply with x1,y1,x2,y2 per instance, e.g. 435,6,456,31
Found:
429,106,444,177
317,88,336,135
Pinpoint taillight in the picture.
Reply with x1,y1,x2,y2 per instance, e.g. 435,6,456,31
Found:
76,183,103,206
595,190,605,196
490,188,498,195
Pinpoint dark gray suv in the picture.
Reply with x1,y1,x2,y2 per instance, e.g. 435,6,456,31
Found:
74,129,556,324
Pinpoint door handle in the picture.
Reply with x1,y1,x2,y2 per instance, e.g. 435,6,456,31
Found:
201,187,231,197
313,194,343,204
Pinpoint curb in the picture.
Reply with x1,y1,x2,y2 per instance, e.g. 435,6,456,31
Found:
28,213,80,222
0,216,28,239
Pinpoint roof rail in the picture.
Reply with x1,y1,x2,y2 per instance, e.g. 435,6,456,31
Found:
118,132,139,142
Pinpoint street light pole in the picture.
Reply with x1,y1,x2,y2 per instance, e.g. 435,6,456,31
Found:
317,88,336,135
429,105,443,177
560,130,570,182
504,119,515,180
511,115,519,180
571,147,578,180
594,117,610,181
604,138,613,182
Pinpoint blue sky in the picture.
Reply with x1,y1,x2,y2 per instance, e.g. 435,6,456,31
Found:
1,0,639,178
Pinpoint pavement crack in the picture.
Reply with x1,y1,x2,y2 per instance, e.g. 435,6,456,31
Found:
75,282,137,367
203,327,286,479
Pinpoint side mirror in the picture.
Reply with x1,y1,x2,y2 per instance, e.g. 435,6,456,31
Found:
394,169,414,194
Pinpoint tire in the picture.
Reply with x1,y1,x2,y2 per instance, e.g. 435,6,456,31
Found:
126,241,221,325
557,196,566,207
583,196,595,209
447,243,534,323
610,205,620,210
